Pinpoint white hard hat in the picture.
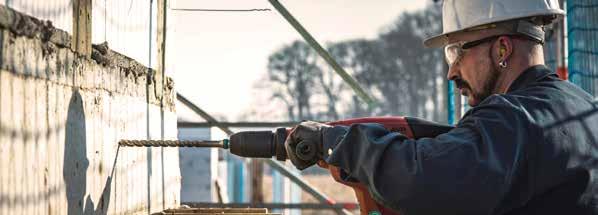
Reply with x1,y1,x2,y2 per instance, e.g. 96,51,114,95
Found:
424,0,565,48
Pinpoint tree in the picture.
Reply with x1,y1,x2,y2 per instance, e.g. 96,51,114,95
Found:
377,4,444,121
266,41,321,121
253,4,447,123
328,39,394,117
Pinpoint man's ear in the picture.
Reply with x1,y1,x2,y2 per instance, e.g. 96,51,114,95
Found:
497,36,513,62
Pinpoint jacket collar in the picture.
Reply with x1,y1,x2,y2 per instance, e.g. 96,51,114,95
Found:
507,65,558,93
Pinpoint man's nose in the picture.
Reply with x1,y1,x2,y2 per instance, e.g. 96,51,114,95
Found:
446,64,459,81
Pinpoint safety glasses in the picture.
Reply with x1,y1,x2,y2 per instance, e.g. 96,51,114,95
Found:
444,35,501,67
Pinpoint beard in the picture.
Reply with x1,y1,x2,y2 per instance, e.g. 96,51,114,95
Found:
474,45,502,103
456,47,501,106
472,64,500,105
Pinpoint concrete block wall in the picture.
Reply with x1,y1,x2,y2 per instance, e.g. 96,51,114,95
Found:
0,5,180,214
0,0,72,36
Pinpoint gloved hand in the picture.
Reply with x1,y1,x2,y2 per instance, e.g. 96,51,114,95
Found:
284,121,329,170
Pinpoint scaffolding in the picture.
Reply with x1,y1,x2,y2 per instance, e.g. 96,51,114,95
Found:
567,0,598,97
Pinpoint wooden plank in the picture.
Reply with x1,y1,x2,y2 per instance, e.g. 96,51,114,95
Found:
156,0,167,101
71,0,92,57
250,159,264,203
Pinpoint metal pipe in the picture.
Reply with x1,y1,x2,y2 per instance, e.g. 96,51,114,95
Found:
176,93,235,135
267,0,377,108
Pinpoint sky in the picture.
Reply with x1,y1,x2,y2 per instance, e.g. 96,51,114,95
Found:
168,0,430,121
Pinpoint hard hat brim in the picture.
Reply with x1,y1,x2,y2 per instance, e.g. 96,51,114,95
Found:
423,34,450,48
423,9,565,48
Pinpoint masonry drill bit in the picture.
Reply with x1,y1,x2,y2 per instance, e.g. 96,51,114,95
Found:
118,139,229,149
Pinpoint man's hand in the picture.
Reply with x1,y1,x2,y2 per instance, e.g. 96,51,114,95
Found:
284,121,329,170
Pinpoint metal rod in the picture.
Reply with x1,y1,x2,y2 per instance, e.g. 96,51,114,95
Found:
118,139,228,148
267,0,377,108
182,202,359,210
176,93,235,135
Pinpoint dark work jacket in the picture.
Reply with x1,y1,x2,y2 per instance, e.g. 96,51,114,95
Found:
323,65,598,215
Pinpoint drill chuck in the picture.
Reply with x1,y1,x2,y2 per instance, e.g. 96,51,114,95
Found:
228,128,288,161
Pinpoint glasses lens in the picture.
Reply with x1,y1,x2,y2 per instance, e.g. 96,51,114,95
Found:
444,44,461,66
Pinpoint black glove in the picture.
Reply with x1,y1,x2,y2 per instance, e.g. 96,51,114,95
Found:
284,121,329,170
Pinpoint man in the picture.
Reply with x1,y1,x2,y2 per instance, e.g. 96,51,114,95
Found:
285,0,598,214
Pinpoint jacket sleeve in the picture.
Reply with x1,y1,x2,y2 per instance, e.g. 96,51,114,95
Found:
322,103,540,215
